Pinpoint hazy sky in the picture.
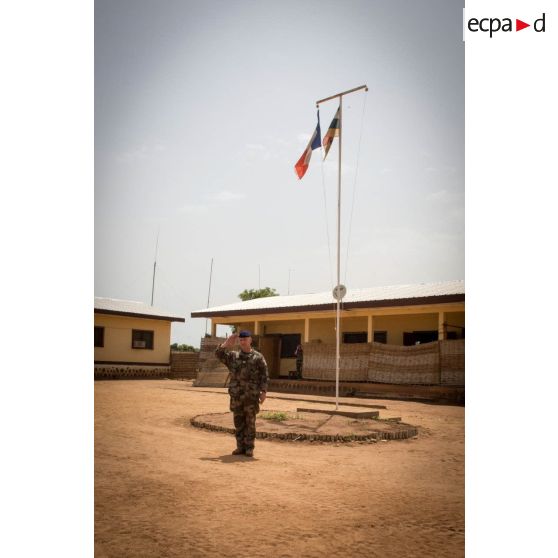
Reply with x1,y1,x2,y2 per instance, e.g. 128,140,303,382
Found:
95,0,464,346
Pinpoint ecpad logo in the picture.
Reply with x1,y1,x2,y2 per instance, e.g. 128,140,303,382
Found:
468,13,546,38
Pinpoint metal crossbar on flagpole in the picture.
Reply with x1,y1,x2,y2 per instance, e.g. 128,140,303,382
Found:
316,85,368,410
316,85,368,107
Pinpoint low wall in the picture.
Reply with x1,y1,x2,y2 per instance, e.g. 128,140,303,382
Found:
170,351,199,379
94,364,171,380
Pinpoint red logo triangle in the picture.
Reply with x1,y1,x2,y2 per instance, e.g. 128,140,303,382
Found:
516,19,530,31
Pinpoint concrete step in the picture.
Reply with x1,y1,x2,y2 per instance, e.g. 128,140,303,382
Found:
297,407,380,419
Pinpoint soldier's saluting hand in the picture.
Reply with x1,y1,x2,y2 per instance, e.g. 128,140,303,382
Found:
221,332,238,349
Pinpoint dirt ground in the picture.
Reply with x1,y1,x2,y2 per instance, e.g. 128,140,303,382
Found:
95,380,464,558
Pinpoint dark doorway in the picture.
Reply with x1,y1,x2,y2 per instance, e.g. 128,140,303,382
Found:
259,335,282,378
280,333,301,358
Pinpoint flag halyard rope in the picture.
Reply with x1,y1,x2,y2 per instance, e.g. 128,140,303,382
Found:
344,90,368,286
320,142,335,292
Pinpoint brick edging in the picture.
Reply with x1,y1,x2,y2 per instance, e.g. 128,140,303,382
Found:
189,412,418,442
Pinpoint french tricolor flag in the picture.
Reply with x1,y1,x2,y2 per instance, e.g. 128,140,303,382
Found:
294,113,321,179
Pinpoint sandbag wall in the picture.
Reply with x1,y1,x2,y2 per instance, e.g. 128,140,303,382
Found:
194,336,231,387
303,339,464,386
170,351,200,379
303,343,370,382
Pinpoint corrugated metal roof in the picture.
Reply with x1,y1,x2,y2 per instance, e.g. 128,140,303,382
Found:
191,280,464,317
95,297,185,322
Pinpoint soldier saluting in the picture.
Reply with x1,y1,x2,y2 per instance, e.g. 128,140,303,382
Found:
215,330,268,457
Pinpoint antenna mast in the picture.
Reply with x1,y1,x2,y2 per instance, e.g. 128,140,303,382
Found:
205,258,214,336
150,227,160,306
288,268,291,295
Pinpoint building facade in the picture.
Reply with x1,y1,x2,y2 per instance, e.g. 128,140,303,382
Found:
191,280,464,377
94,297,185,378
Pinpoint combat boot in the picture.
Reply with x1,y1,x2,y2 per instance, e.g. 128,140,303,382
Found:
232,448,245,455
245,449,254,457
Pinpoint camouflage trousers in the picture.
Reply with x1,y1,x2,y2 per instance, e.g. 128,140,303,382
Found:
230,393,260,451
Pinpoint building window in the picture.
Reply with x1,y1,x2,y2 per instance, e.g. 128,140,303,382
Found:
373,331,387,344
280,334,301,358
94,326,104,347
403,330,438,346
343,332,367,344
132,329,154,350
445,324,465,340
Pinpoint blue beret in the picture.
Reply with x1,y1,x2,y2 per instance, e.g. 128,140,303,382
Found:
238,330,252,338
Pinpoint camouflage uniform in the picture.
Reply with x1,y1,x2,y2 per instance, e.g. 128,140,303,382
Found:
215,346,268,452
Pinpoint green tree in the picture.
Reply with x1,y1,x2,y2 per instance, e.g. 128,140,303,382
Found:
238,287,279,301
170,343,199,352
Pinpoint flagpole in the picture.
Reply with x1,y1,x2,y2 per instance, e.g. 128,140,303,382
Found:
316,85,367,410
335,96,342,410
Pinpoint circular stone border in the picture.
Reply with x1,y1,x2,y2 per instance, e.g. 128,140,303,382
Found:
190,412,418,443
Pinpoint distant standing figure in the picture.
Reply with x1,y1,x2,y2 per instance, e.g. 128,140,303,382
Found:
294,343,304,378
215,330,268,458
